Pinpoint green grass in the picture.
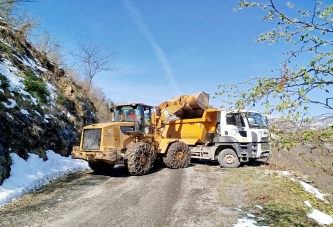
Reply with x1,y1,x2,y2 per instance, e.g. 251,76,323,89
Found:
23,70,50,104
0,73,9,89
0,43,13,55
218,167,333,227
56,94,67,105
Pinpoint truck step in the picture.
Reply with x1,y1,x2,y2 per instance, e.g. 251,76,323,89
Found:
191,155,210,160
191,152,210,159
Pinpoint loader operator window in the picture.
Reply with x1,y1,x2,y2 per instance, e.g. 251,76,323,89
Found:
143,108,151,134
115,107,141,123
126,109,138,122
115,105,153,134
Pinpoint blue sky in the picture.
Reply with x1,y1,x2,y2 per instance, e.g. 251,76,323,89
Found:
20,0,331,116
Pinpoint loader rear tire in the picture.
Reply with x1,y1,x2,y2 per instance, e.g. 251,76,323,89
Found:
125,142,154,176
218,148,240,168
163,141,191,169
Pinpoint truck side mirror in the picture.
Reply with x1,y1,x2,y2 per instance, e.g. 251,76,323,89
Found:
264,116,268,126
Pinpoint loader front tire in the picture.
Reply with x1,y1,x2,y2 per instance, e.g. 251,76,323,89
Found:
125,142,154,176
163,141,191,169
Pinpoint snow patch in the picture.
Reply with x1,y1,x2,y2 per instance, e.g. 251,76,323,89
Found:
300,181,325,201
34,110,41,116
234,218,269,227
304,201,333,225
13,54,48,73
247,213,256,218
0,150,89,207
20,109,29,115
2,98,16,108
255,205,263,209
6,112,13,119
280,171,290,175
0,61,38,105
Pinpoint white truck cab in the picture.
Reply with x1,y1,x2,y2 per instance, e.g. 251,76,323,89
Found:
219,110,270,161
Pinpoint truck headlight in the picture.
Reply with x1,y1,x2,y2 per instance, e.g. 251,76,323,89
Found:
230,128,238,136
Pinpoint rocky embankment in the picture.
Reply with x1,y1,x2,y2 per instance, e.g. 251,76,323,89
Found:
0,19,95,184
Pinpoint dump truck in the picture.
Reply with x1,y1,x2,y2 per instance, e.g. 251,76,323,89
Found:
153,93,270,167
71,92,270,175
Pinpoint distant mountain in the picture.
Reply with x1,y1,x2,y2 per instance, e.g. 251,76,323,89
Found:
268,113,333,130
306,114,333,129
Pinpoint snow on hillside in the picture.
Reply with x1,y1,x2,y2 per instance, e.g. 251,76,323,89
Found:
0,150,89,207
307,113,333,129
268,113,333,130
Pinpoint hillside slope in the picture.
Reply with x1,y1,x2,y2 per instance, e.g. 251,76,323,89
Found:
0,19,96,184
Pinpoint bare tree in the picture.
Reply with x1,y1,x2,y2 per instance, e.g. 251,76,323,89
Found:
72,39,117,90
0,0,34,20
33,31,64,65
0,0,38,40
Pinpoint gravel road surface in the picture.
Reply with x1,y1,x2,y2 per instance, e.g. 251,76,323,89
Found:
0,162,241,227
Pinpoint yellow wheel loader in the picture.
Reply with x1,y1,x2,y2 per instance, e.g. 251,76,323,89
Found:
71,92,208,175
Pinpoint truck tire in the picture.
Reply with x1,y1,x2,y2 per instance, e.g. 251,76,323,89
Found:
89,162,114,174
218,148,240,168
163,141,191,169
125,142,154,176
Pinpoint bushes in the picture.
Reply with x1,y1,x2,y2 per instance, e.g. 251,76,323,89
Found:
0,43,12,55
56,93,66,105
0,74,9,89
23,70,50,104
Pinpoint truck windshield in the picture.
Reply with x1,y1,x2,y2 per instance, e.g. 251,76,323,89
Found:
246,112,268,128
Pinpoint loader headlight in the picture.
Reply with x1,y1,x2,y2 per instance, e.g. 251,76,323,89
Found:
258,131,262,137
72,146,79,151
103,147,116,153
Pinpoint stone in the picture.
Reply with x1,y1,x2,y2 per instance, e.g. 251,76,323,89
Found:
301,175,314,183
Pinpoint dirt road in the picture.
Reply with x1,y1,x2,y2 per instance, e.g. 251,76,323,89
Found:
0,162,241,227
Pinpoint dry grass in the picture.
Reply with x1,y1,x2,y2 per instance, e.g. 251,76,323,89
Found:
218,167,333,227
269,145,333,193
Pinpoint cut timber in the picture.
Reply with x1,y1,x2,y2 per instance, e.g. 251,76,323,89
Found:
157,92,209,121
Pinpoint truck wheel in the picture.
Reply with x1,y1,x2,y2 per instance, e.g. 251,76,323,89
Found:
125,142,154,176
163,141,191,169
89,162,114,174
218,148,240,168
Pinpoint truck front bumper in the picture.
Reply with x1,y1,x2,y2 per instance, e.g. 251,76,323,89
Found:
259,150,270,159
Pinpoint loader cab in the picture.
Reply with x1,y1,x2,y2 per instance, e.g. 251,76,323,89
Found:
114,103,153,134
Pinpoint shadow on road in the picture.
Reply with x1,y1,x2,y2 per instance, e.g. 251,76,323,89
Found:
191,158,269,168
191,159,218,166
241,158,270,167
88,157,206,177
87,157,269,177
89,162,166,177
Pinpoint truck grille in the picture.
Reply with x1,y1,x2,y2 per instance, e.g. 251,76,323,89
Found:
261,137,268,143
82,129,101,150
